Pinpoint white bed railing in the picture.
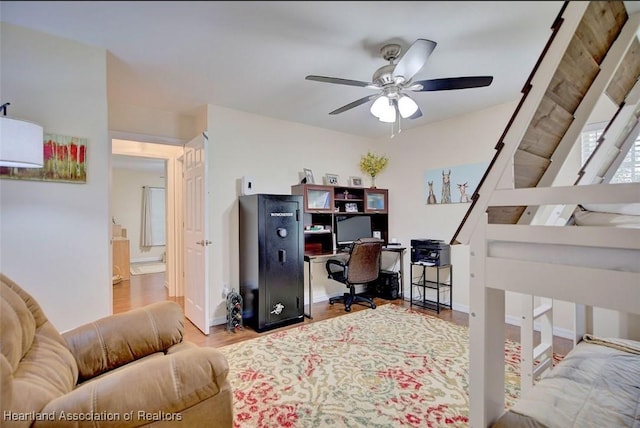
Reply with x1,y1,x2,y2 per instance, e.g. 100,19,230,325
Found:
489,182,639,207
464,2,640,425
469,182,640,427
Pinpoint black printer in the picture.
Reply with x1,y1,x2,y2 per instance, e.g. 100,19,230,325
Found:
410,239,451,266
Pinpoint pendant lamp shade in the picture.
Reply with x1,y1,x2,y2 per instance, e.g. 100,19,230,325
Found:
370,96,390,119
370,95,398,123
0,110,44,169
378,105,396,123
397,95,419,118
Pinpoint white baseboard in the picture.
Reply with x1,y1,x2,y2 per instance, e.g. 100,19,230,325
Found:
130,256,163,264
212,316,225,327
452,303,573,340
210,297,573,341
504,314,574,340
209,292,360,328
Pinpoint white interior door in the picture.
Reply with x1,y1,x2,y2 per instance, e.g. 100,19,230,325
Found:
183,133,210,335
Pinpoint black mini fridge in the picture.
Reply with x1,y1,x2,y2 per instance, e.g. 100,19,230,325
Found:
239,194,304,332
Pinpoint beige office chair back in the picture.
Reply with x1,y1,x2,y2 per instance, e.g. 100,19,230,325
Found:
346,238,383,284
326,237,384,312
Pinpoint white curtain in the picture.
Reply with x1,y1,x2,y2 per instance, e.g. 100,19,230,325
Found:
141,186,166,247
141,186,153,247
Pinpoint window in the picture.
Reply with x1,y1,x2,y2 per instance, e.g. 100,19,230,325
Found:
149,187,166,245
141,186,166,247
581,123,640,183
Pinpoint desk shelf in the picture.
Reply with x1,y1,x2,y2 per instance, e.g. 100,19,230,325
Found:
409,263,452,313
292,184,390,245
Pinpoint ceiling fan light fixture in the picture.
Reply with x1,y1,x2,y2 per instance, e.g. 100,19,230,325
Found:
370,95,391,119
378,104,396,123
370,95,396,123
397,95,418,118
306,38,494,136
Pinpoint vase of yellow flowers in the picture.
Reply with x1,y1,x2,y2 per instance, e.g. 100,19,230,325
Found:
359,151,388,188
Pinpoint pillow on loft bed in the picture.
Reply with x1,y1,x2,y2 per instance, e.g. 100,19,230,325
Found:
580,203,640,216
573,203,640,228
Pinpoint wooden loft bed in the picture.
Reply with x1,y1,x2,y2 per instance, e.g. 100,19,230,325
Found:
451,1,640,427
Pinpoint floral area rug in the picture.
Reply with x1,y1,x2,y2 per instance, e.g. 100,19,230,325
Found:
218,304,541,427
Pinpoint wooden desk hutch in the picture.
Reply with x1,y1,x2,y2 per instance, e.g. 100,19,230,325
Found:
291,184,389,253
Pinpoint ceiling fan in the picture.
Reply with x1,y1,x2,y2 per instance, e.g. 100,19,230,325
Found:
306,39,493,135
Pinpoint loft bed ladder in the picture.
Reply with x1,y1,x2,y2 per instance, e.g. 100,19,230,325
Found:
520,296,553,394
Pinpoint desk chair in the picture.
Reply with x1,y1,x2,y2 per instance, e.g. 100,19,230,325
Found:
326,237,383,312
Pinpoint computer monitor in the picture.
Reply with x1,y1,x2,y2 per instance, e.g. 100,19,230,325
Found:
335,216,372,247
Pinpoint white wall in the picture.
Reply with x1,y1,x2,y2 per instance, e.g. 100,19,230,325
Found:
382,101,517,312
202,101,576,332
206,105,374,323
108,102,196,143
367,101,584,337
0,23,111,331
112,168,166,262
3,23,633,338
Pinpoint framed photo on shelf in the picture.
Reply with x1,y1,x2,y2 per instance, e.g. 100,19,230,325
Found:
349,176,363,187
303,168,315,184
345,202,358,212
324,173,340,185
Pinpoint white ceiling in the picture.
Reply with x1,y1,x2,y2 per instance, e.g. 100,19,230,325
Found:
0,1,591,139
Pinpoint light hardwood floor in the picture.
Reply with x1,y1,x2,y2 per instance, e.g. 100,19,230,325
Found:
113,272,573,355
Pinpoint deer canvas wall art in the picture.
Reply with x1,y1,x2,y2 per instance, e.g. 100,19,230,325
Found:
424,161,489,205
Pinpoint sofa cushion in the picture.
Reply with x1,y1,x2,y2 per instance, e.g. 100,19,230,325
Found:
0,275,78,417
63,301,185,382
11,323,78,414
40,347,230,426
0,273,234,427
0,282,36,369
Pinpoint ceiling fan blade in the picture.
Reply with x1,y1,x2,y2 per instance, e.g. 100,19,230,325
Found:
411,76,493,92
329,94,378,115
392,39,437,82
306,75,376,88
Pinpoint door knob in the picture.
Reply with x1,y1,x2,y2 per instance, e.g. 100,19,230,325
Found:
196,240,212,246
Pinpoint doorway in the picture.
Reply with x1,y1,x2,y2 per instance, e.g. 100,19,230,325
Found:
110,138,184,301
112,155,167,281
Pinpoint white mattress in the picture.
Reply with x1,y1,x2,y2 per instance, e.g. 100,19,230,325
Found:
573,207,640,228
502,338,640,428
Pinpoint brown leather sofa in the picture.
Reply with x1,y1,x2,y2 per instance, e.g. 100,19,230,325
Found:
0,273,233,427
